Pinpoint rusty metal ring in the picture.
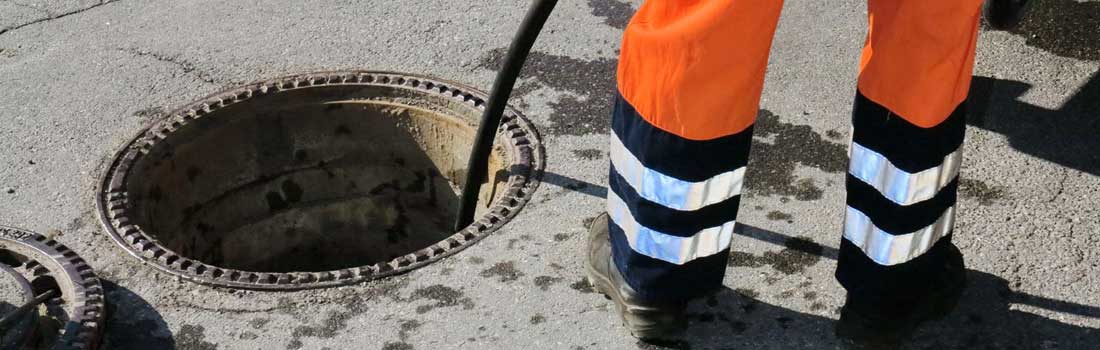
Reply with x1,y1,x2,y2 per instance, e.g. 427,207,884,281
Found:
95,71,545,290
0,226,106,350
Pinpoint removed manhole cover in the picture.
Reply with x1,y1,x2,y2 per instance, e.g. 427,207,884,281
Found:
0,263,36,349
96,71,544,290
0,226,106,350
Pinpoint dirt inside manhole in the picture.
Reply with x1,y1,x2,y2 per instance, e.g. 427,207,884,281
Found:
98,72,543,289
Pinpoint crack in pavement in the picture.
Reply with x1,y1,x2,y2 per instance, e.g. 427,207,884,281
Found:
1046,168,1069,203
0,0,121,36
117,47,226,85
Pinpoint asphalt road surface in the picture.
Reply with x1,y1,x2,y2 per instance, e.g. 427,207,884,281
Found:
1,0,1097,349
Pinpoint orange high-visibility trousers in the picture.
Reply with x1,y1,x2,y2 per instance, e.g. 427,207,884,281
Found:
606,0,982,302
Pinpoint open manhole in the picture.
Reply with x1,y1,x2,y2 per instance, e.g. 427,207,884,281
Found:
0,226,106,350
96,71,544,290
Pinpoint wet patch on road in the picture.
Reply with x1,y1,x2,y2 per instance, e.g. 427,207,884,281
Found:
1007,0,1100,61
382,342,414,350
177,324,217,350
249,318,270,329
959,177,1006,205
727,236,824,274
398,320,421,341
530,314,547,325
572,149,605,160
571,279,596,293
534,275,564,291
588,0,634,29
286,299,370,349
478,49,616,136
479,261,524,282
803,291,817,300
746,110,848,201
408,284,476,314
766,210,793,223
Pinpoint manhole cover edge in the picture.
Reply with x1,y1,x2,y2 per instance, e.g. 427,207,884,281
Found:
94,70,546,291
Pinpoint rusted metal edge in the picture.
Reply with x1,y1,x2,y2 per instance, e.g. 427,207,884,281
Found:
0,226,106,350
94,71,545,291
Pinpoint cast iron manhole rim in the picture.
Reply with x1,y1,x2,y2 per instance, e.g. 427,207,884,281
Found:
0,226,106,350
95,70,545,290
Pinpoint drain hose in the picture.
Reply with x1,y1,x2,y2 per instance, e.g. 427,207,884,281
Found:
455,0,558,231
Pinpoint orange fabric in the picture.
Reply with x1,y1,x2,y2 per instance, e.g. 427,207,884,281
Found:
857,0,983,127
616,0,784,141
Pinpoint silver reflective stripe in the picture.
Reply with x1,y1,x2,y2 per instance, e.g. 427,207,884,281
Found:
849,142,962,206
610,131,745,211
607,191,735,265
842,206,956,266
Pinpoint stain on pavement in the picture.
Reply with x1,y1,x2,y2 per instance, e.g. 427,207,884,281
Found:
959,177,1007,205
727,236,824,274
479,261,524,282
745,109,848,201
479,49,617,136
588,0,635,29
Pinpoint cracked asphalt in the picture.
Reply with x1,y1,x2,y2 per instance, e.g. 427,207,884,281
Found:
1,0,1098,349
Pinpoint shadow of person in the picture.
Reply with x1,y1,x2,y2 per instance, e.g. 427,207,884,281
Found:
967,71,1100,176
98,280,176,349
906,270,1100,350
634,271,1099,350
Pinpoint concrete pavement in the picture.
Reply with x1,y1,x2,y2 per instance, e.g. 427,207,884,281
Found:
1,0,1097,349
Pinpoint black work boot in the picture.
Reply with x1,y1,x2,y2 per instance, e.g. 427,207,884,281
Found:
585,213,687,340
835,243,967,348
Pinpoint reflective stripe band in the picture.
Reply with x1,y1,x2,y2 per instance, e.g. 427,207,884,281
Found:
842,205,956,266
608,191,735,265
610,131,745,211
849,142,962,206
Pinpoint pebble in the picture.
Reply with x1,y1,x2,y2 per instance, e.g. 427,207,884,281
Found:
4,187,14,194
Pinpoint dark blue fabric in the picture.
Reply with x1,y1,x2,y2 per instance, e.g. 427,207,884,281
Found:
612,93,754,182
838,93,968,302
609,165,742,237
836,234,956,305
608,94,753,303
610,219,731,303
852,90,967,173
846,174,959,235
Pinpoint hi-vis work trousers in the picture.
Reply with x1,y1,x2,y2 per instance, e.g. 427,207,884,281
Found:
607,0,982,302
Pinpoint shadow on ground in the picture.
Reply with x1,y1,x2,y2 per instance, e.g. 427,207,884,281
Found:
549,177,1100,349
637,269,1100,350
99,280,175,349
968,71,1100,176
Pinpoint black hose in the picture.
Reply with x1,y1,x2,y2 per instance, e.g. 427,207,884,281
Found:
454,0,558,231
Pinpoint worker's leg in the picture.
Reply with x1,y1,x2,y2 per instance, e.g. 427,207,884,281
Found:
836,0,982,342
607,0,783,302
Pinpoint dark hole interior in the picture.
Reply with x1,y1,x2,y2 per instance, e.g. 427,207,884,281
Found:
126,83,508,273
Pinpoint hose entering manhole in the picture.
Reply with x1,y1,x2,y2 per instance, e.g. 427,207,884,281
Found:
95,72,545,290
0,227,106,350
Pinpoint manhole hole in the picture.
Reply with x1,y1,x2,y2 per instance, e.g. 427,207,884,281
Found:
96,71,544,290
0,226,106,350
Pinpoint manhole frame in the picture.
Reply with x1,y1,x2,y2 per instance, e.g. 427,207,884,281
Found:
95,70,545,290
0,226,106,350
